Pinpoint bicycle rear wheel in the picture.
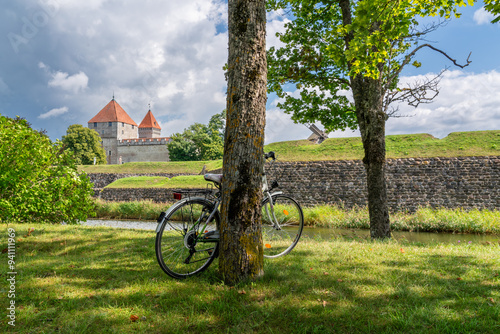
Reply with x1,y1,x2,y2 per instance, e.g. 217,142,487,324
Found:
261,194,304,258
155,198,219,279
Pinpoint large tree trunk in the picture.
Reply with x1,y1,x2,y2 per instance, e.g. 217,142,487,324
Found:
351,76,391,239
219,0,267,285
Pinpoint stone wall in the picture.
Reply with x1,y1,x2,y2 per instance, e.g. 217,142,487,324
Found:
90,156,500,212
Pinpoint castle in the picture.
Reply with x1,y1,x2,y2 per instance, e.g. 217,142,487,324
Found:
88,98,171,164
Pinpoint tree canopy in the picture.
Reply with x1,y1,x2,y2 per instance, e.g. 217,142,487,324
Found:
0,115,95,224
267,0,474,132
167,110,225,161
267,0,473,238
484,0,500,23
62,124,106,165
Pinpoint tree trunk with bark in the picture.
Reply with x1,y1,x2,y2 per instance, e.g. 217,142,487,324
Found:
340,0,391,239
351,76,391,239
219,0,267,285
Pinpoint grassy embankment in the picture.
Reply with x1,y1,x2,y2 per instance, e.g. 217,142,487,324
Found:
2,222,499,333
86,131,500,233
80,131,500,174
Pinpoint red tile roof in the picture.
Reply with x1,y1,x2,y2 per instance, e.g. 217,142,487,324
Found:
139,110,161,129
88,99,138,126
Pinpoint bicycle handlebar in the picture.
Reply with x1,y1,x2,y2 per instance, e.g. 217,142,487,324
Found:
264,151,276,161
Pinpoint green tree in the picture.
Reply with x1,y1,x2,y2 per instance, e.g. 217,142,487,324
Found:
484,0,500,23
167,110,225,161
267,0,472,239
0,115,95,224
219,0,267,285
62,124,106,165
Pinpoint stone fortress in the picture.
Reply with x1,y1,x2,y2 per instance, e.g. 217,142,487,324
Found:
88,98,171,164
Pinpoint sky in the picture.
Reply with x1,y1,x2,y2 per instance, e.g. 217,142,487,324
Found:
0,0,499,144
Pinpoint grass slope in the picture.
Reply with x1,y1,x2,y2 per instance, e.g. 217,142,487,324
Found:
3,223,499,333
79,131,500,174
265,130,500,161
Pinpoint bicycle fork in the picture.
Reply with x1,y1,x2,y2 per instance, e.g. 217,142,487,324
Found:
264,191,282,230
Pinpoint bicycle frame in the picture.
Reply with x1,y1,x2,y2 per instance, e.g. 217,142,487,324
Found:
156,154,285,246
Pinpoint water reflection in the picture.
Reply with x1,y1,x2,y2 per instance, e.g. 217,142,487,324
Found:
83,220,500,244
302,227,500,244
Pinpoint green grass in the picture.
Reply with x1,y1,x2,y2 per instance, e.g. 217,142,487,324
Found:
78,131,499,174
265,131,500,161
104,175,208,189
79,160,222,174
2,223,499,333
92,200,500,234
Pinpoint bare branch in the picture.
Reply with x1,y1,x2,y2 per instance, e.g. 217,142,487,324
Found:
386,43,471,91
384,70,445,114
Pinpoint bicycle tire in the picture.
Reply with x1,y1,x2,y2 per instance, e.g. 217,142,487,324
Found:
261,194,304,258
155,198,220,279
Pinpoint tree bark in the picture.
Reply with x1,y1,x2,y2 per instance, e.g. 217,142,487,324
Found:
340,0,391,239
351,75,391,239
219,0,267,285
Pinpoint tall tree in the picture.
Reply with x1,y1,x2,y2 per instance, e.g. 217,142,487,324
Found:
219,0,267,285
62,124,106,165
267,0,472,239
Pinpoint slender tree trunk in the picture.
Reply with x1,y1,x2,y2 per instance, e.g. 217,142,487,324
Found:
351,76,391,239
219,0,267,285
341,0,390,239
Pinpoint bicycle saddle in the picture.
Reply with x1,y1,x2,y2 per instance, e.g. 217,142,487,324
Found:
204,173,223,184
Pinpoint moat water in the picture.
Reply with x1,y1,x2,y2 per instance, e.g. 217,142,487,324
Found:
82,219,500,244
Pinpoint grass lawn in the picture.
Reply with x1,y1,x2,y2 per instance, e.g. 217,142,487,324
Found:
104,175,208,189
2,223,499,333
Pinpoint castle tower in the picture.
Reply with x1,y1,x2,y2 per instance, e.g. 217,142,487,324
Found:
88,98,138,164
138,109,161,138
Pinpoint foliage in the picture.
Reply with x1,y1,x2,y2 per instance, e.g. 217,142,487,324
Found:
8,222,500,333
167,110,225,161
267,0,474,132
0,115,95,224
62,124,106,165
484,0,500,23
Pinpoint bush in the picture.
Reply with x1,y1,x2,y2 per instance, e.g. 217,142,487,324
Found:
0,115,95,223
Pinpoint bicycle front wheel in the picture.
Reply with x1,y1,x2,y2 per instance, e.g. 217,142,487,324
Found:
261,194,304,258
155,198,219,279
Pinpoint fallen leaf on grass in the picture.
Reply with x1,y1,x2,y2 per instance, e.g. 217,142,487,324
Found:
238,290,246,295
130,315,139,322
457,277,463,280
322,300,327,307
337,279,343,282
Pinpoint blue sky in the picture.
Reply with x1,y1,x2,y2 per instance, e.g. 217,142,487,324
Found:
0,0,499,144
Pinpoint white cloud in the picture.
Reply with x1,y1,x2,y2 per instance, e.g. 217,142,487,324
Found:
48,71,89,93
38,106,69,119
473,7,495,25
387,70,500,137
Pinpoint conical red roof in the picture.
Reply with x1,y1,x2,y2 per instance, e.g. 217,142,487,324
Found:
139,110,161,129
89,99,138,126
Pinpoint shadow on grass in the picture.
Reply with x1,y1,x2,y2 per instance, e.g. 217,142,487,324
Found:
3,224,499,333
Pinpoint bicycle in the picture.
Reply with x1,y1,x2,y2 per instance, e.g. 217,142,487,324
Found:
154,151,304,279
